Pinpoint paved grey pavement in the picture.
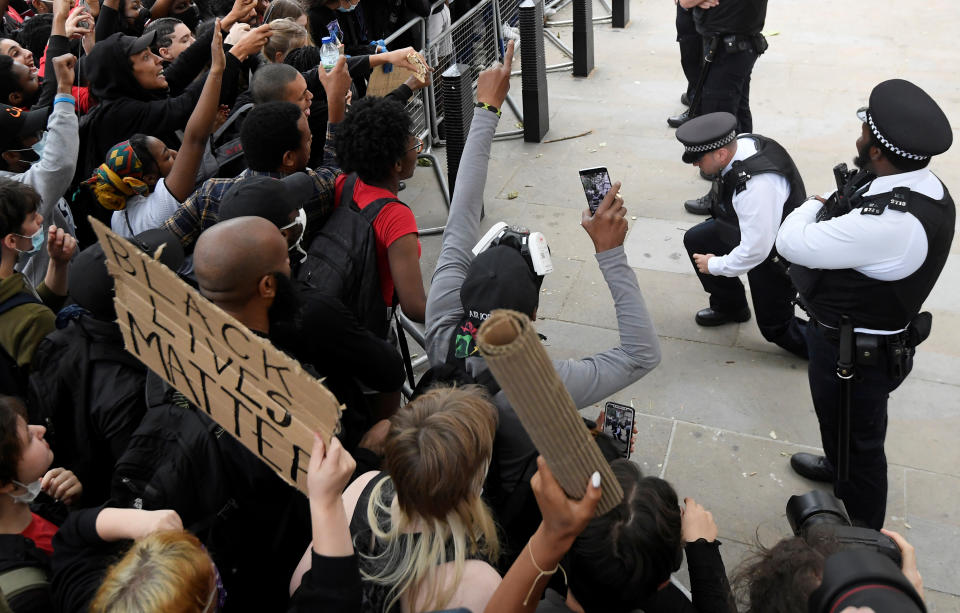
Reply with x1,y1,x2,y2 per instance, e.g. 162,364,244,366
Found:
400,0,960,607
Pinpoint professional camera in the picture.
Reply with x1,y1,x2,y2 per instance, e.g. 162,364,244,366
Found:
786,489,901,565
788,490,926,612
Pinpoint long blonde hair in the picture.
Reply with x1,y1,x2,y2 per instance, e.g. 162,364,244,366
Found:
90,530,216,613
362,385,500,612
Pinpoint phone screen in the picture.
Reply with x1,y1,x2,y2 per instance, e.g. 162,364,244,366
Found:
579,167,612,214
603,402,635,459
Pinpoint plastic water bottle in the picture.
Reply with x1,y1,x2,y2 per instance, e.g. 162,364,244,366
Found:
320,37,339,72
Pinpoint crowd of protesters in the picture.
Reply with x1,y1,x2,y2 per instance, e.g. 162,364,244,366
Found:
0,0,939,609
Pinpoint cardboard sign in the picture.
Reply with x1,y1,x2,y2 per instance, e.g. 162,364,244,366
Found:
91,218,342,494
366,64,415,98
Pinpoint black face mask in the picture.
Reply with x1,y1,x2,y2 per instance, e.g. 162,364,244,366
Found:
267,271,302,327
175,4,200,32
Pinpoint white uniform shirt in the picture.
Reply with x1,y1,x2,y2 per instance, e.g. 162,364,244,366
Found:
776,168,943,334
706,136,792,277
775,168,940,281
111,178,182,239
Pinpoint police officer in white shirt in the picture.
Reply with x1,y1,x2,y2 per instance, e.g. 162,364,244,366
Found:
678,112,808,358
778,79,954,529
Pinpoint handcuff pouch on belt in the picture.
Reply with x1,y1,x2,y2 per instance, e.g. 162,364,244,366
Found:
840,311,931,379
720,33,768,55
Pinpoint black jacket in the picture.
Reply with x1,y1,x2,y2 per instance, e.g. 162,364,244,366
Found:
28,315,148,507
0,534,54,613
79,32,205,177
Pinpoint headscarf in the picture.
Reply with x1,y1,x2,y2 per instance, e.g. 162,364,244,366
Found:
84,140,151,210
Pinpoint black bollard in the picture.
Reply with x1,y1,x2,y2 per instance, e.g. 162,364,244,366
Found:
612,0,629,28
441,63,474,197
572,0,594,76
520,0,549,142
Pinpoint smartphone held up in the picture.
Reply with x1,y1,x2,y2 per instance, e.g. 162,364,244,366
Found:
579,167,613,214
602,401,635,459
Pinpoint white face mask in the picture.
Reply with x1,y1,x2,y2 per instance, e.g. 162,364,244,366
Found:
9,478,42,504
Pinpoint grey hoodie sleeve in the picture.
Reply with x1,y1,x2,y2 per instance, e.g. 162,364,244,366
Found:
552,246,661,408
13,98,79,287
424,107,499,366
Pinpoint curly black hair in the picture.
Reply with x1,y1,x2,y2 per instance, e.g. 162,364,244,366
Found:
240,101,304,171
0,395,28,487
0,177,41,237
335,96,411,184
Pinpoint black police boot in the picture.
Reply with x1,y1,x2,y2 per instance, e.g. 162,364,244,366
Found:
694,307,751,327
683,189,716,215
667,108,691,128
680,92,691,107
790,453,835,483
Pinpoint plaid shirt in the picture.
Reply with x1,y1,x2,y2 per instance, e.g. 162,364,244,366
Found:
163,123,340,249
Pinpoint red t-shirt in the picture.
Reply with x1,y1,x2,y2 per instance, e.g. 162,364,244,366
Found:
22,512,58,555
334,174,420,305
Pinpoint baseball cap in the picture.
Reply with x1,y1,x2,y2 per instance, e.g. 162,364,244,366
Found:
0,104,49,152
219,173,315,228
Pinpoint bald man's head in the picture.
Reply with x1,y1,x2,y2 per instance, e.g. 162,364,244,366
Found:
194,217,290,311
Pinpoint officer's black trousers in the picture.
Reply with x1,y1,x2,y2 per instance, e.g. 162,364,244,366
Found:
684,219,807,358
806,323,912,529
698,43,759,133
676,5,702,102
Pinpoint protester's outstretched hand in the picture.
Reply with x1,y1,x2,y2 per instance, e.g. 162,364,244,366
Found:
224,0,257,28
530,456,601,550
581,181,626,253
381,47,432,77
681,497,718,542
41,467,82,504
52,54,76,95
307,434,356,511
211,18,226,74
881,529,924,601
476,39,514,109
317,55,351,102
46,224,77,264
65,5,95,39
229,23,271,61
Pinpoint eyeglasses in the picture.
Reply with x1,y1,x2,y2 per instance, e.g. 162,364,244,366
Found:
407,136,424,154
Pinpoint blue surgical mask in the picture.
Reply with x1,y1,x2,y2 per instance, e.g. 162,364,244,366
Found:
9,479,42,504
31,131,48,159
14,227,44,255
336,2,357,11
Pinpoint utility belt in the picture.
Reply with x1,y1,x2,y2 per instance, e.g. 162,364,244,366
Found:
810,312,932,380
704,32,768,55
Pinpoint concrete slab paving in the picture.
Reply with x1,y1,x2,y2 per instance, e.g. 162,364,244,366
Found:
400,0,960,605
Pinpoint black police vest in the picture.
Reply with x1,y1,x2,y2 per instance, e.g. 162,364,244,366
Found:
695,0,767,35
790,180,956,330
711,134,807,246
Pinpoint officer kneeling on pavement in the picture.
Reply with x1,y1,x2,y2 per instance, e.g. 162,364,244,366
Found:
776,79,954,530
678,111,808,358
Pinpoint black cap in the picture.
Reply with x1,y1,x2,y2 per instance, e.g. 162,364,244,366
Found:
219,173,314,228
453,246,541,359
676,112,738,164
119,30,158,56
69,229,185,321
857,79,952,161
0,104,49,152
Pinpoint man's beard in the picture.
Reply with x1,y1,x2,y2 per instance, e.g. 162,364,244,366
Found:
853,140,872,172
268,272,302,327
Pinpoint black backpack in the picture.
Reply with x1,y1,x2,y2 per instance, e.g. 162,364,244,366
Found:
27,317,144,489
296,173,406,339
0,292,42,398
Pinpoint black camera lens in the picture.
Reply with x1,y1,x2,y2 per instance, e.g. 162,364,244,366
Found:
786,490,850,536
